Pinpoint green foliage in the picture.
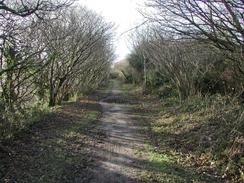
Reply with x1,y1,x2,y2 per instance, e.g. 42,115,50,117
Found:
157,84,176,98
126,51,144,84
129,52,144,72
128,32,243,101
0,101,52,141
195,60,242,96
109,72,119,79
127,51,167,94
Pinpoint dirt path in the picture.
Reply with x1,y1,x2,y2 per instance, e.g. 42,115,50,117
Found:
0,81,148,183
1,81,218,183
88,82,146,183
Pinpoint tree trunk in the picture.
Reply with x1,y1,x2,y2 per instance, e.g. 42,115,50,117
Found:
49,87,57,107
49,94,56,107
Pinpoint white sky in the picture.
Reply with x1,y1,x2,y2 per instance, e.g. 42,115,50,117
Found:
78,0,145,61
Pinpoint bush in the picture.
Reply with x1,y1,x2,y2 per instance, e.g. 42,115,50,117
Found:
0,101,52,141
157,84,175,98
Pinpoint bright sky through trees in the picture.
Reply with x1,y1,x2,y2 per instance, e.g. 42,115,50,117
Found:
78,0,145,61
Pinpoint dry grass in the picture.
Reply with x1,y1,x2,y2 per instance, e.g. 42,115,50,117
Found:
120,82,244,182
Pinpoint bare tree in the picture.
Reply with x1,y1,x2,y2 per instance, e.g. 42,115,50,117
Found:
145,0,244,74
0,0,73,138
0,0,73,76
38,7,114,106
129,26,224,100
0,0,73,18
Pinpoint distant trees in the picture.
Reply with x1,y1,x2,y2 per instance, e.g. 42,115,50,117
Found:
127,0,244,100
0,2,114,138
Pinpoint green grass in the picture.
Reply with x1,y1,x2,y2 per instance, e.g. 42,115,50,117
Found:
137,145,213,183
116,81,243,182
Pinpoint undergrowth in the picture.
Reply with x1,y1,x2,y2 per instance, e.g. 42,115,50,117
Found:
0,102,53,141
121,82,244,182
155,95,244,182
159,95,244,182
